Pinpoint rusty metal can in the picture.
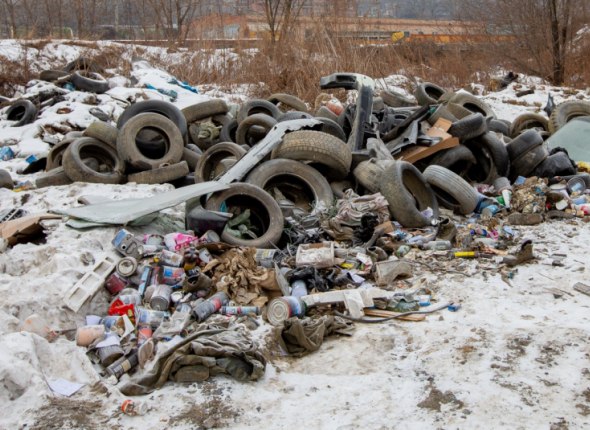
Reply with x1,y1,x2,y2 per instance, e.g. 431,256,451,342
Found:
105,273,128,295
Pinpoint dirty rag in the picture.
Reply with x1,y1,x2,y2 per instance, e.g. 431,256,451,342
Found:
280,315,355,357
120,322,266,395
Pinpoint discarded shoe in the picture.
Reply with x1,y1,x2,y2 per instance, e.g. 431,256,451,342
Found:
503,240,534,266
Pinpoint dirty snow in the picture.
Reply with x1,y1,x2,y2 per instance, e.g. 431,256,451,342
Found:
1,40,590,429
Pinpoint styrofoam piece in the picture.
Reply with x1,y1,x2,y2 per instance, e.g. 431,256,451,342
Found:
64,256,117,312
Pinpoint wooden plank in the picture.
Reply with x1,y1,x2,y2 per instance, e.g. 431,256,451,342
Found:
363,308,426,321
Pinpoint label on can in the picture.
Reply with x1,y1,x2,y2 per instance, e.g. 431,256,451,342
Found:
135,307,170,328
220,306,260,316
161,266,185,286
159,250,184,267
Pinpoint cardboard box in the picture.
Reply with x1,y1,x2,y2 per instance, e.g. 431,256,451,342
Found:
395,118,459,164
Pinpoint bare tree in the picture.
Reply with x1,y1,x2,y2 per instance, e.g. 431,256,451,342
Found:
263,0,308,44
146,0,199,42
458,0,587,85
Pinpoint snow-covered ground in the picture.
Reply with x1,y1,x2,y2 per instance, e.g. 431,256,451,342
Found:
1,40,590,430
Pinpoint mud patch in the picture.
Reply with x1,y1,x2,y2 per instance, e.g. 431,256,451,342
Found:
29,397,105,430
168,381,241,429
418,384,464,412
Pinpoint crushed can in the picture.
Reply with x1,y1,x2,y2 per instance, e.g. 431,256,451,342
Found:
112,229,145,260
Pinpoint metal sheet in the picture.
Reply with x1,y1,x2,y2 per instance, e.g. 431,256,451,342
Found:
54,181,229,225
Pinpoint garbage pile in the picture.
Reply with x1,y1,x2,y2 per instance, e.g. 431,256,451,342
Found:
2,64,590,394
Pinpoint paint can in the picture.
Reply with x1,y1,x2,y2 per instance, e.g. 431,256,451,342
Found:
97,344,124,367
75,325,105,347
266,297,306,326
150,284,172,311
116,257,138,278
192,292,229,322
116,292,142,306
160,266,185,286
107,352,138,379
170,291,184,305
105,273,128,295
135,307,169,329
220,306,260,316
159,249,184,267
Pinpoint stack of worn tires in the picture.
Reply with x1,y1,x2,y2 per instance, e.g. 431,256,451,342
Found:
409,82,582,184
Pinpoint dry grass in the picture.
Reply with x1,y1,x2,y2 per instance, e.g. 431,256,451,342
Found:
1,35,588,102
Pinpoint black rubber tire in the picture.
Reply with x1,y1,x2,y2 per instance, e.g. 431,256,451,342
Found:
278,111,313,121
181,99,228,123
71,71,109,94
271,130,352,180
246,159,334,210
195,142,247,182
116,100,188,143
506,129,544,161
549,101,590,134
315,106,339,122
63,137,124,184
35,167,72,188
330,180,354,198
353,159,392,193
466,132,510,177
237,99,281,123
414,82,447,106
449,93,496,118
445,102,472,119
423,165,479,215
39,70,69,81
268,93,308,112
532,152,577,178
0,169,13,190
127,161,189,184
426,144,477,177
205,183,284,248
448,113,488,141
46,138,75,170
380,161,439,228
380,89,417,108
488,119,511,136
64,57,103,74
236,113,277,147
510,144,549,179
5,99,37,126
117,113,184,170
219,118,238,143
510,113,549,138
314,117,347,142
83,121,118,148
182,147,201,171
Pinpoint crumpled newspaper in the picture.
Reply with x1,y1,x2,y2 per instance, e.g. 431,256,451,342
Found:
203,247,279,307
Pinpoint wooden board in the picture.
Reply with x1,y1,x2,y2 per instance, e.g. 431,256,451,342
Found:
363,308,426,321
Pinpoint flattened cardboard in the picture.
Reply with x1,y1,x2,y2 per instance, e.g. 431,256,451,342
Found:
395,118,459,164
